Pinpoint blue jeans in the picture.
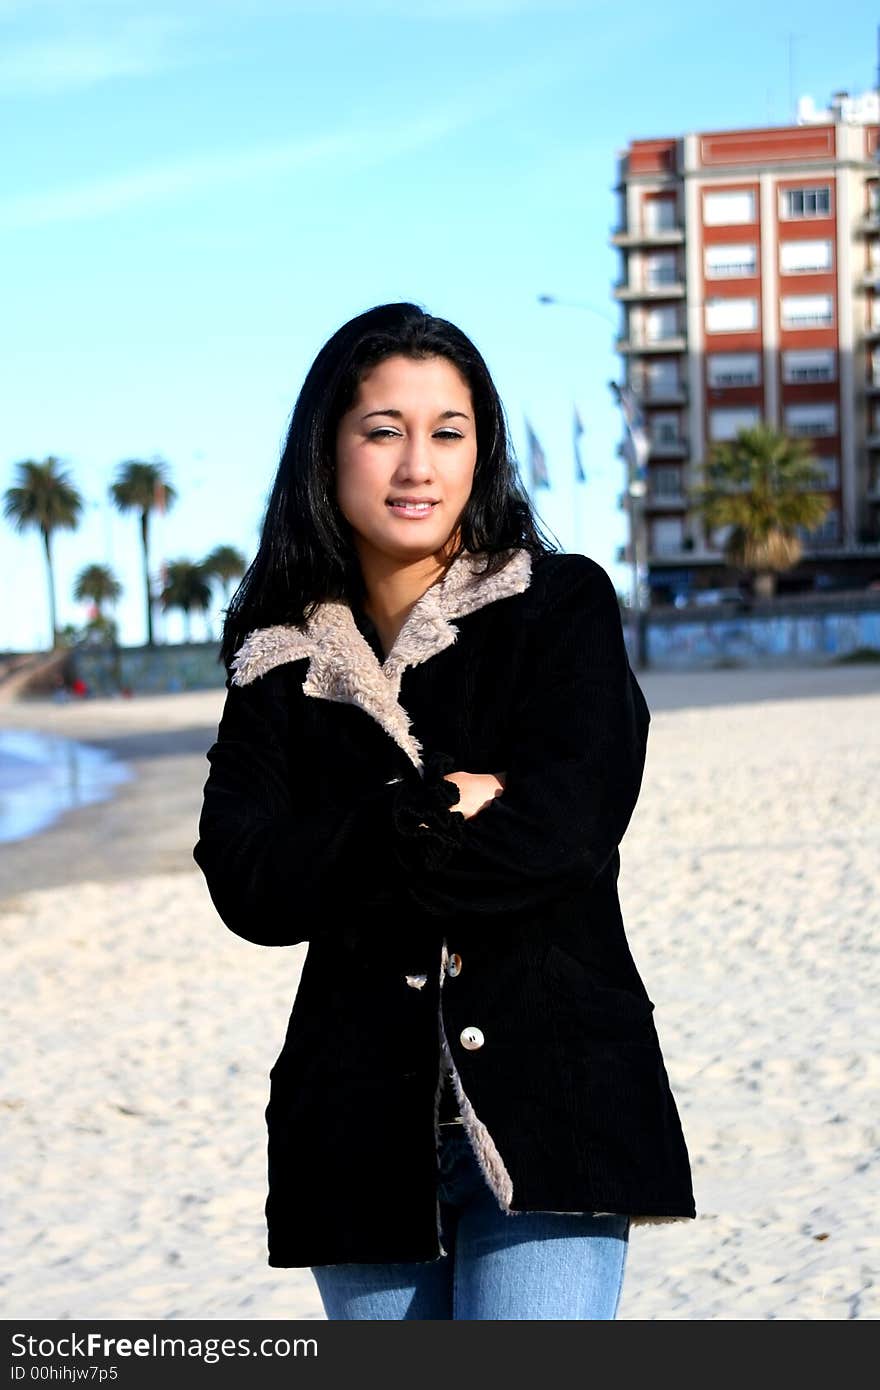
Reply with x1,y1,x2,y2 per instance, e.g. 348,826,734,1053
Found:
311,1124,630,1320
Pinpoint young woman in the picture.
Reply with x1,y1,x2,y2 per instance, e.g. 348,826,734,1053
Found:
193,302,696,1321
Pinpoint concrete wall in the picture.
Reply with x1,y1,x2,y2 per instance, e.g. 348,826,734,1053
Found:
59,595,880,695
641,596,880,669
70,642,226,696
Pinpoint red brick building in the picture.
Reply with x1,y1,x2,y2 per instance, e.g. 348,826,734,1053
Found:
610,95,880,603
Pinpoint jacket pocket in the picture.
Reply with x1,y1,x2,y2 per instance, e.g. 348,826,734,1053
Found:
543,941,656,1042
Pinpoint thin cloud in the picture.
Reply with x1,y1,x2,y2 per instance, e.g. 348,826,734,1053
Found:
0,1,585,97
0,43,587,231
0,116,479,231
0,12,197,95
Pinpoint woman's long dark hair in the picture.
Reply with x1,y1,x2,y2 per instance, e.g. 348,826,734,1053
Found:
219,301,559,671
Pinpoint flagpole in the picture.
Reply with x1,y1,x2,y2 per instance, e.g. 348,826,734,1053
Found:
608,380,648,671
538,294,612,566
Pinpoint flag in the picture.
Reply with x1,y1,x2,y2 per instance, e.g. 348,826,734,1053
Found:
573,405,586,482
614,384,650,479
525,417,550,490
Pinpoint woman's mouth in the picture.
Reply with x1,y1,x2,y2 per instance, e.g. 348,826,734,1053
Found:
386,500,439,519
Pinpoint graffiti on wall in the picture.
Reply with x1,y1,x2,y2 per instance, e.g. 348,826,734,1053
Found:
647,609,880,668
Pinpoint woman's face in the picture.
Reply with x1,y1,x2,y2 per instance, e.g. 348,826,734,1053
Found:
335,353,478,565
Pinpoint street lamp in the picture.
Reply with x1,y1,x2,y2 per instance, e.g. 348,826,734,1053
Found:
537,293,618,326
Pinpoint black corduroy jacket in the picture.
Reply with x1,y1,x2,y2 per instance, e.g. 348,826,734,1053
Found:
193,546,697,1267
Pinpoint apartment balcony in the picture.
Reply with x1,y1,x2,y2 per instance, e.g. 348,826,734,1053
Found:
617,489,686,511
615,334,687,355
613,280,685,301
648,437,689,459
646,542,698,560
866,432,880,450
639,385,688,406
860,268,880,290
864,323,880,342
645,492,688,510
609,226,685,248
794,533,844,552
857,212,880,235
866,379,880,397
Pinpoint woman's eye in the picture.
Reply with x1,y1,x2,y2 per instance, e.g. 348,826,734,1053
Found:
368,429,462,441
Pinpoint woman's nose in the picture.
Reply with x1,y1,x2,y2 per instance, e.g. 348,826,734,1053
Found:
395,433,435,475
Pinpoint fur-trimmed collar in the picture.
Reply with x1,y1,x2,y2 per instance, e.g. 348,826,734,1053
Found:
229,547,533,774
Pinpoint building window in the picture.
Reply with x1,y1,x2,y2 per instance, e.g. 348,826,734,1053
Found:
651,517,684,555
645,359,680,397
812,457,839,488
709,406,761,440
644,198,677,232
780,186,831,219
645,304,679,341
710,523,735,549
782,349,837,383
705,297,759,333
705,243,757,278
707,352,761,387
651,466,683,498
783,403,838,437
703,189,756,226
779,240,833,274
650,412,681,444
797,509,839,545
780,294,834,329
645,251,679,286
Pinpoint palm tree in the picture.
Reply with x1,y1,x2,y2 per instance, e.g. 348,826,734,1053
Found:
109,458,177,647
201,544,247,624
3,457,83,648
73,562,123,644
159,559,212,643
73,562,122,619
690,423,831,599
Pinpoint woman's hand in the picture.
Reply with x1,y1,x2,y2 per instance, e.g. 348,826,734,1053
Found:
443,770,506,821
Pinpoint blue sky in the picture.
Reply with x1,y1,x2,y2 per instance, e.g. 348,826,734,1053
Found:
1,0,874,649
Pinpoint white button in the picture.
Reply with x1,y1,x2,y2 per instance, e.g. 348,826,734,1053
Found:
460,1026,484,1050
447,953,462,978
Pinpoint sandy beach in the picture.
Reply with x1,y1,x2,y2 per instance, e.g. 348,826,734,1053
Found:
1,664,878,1320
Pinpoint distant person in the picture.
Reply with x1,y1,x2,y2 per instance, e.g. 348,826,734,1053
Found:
70,676,89,698
193,302,696,1321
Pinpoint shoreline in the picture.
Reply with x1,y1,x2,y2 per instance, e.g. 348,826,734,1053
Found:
1,664,877,903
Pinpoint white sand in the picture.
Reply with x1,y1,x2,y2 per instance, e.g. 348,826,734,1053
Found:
1,668,878,1320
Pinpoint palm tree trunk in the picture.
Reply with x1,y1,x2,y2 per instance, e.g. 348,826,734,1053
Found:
754,570,776,600
42,527,58,649
141,510,153,647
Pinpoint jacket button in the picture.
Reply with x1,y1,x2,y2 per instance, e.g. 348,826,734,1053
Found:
447,952,462,978
460,1026,484,1050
